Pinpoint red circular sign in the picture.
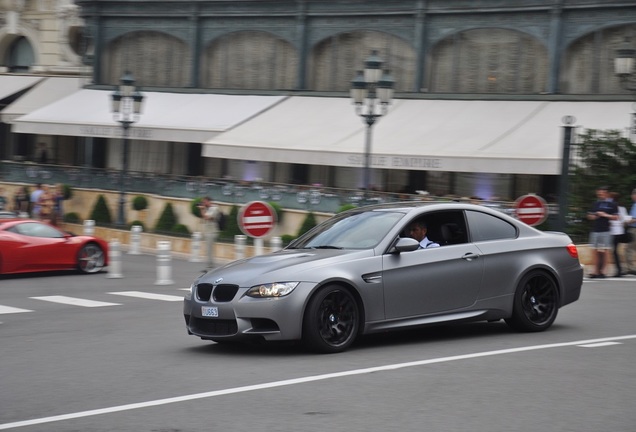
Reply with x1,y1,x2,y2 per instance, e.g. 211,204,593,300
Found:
514,194,548,226
239,201,276,238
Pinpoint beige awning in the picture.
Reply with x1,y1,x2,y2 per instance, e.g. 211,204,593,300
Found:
0,75,44,104
1,76,84,123
13,90,287,143
202,97,633,175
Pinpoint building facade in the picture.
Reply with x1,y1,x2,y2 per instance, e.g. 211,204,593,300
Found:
3,0,636,201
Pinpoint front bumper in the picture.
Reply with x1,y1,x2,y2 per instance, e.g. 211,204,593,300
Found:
183,281,317,342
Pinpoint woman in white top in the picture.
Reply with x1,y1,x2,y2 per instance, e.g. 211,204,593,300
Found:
610,192,629,277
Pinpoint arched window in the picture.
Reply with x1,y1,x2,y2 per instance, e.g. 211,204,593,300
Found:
310,31,415,92
7,37,35,73
429,29,548,94
202,31,298,90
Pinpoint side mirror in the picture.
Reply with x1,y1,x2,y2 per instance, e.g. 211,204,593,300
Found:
391,237,420,253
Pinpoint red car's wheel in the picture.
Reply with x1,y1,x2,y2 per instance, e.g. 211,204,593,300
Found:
77,243,105,274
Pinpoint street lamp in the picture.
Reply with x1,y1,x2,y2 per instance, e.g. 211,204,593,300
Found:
557,115,576,233
111,71,144,227
350,50,394,196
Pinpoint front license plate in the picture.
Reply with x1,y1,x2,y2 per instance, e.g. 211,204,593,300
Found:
201,306,219,317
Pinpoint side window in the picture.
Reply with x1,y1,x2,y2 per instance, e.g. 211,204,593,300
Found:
12,222,64,238
416,210,468,246
466,210,517,242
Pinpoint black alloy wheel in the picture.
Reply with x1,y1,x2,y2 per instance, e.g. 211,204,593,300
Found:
506,270,559,332
303,286,360,353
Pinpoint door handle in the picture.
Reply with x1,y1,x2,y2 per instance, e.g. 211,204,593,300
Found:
462,253,479,261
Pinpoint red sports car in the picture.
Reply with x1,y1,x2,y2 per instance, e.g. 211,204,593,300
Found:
0,218,109,275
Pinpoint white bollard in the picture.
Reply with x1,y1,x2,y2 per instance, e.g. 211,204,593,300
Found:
155,240,174,285
83,219,95,236
254,237,264,256
189,231,203,262
106,239,123,278
270,236,282,252
235,235,247,260
128,225,142,255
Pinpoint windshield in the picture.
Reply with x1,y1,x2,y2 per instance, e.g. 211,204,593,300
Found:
289,210,405,250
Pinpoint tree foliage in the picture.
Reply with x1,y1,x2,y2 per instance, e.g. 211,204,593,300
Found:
297,212,318,237
90,194,112,226
568,129,636,240
154,202,178,234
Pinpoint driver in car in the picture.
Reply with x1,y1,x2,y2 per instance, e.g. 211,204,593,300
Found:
408,220,440,249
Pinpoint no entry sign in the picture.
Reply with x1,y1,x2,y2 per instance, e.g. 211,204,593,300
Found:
514,194,548,226
239,201,276,238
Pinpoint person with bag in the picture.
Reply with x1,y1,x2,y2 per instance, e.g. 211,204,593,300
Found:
609,192,629,277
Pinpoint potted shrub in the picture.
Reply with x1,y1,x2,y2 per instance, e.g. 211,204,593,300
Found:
132,195,149,225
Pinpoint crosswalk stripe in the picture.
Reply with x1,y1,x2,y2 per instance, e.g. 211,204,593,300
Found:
30,296,121,307
108,291,184,302
0,305,33,315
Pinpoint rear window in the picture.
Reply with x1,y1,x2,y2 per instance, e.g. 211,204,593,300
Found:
466,210,517,242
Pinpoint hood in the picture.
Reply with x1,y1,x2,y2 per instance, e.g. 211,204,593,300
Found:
198,248,374,287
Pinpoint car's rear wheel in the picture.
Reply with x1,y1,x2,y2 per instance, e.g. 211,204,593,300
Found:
505,270,559,332
302,285,359,354
77,243,105,274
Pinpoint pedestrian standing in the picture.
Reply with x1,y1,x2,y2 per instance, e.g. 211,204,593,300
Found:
38,185,54,223
51,184,65,226
587,186,618,278
609,192,629,277
199,196,219,268
626,188,636,275
30,183,43,219
14,186,29,215
0,187,7,211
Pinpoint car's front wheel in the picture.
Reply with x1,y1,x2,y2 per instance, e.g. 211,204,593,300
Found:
505,270,559,332
77,243,105,274
302,285,360,354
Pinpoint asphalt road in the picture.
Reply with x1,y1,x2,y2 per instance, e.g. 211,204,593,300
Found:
1,254,635,432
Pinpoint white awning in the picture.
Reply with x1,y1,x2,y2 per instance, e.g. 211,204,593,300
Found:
13,90,287,143
1,76,84,123
0,75,44,102
202,97,633,175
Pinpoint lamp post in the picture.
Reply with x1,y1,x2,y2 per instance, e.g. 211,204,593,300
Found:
557,115,576,233
111,71,144,227
350,50,394,197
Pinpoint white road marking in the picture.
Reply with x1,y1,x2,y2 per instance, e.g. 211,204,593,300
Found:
0,305,33,315
108,291,184,302
30,296,121,307
578,341,622,348
0,334,634,430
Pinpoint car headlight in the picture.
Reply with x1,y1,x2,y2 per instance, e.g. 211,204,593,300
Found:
246,282,300,298
184,282,194,300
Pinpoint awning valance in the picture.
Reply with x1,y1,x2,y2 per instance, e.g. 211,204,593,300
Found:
13,90,287,143
202,97,633,175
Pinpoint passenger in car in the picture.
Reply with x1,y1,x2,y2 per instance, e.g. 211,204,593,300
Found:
408,220,440,249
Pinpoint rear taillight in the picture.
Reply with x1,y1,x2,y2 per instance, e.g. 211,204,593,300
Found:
566,244,579,259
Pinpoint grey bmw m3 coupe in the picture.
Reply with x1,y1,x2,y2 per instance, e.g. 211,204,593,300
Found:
183,201,583,353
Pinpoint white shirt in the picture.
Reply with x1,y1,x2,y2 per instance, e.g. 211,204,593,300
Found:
203,204,219,233
610,206,628,236
419,237,440,249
